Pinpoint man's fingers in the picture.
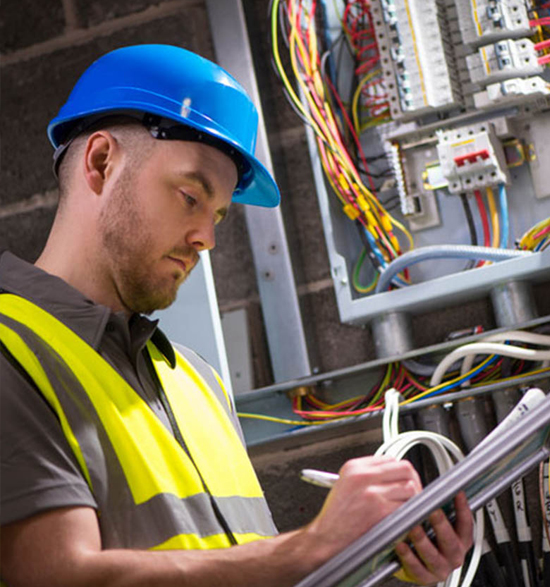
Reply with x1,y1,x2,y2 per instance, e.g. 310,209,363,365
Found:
426,494,474,569
408,523,454,581
395,496,474,585
453,492,475,549
395,540,441,585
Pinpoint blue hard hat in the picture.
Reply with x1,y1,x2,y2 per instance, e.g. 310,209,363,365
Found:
48,44,280,208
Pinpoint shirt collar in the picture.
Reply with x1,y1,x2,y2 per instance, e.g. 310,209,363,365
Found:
0,252,176,367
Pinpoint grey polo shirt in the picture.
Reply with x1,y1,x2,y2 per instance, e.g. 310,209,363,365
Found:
0,251,183,526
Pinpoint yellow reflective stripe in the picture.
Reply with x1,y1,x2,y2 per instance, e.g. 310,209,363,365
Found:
0,322,92,489
149,343,264,499
151,533,232,550
0,295,204,503
152,532,270,551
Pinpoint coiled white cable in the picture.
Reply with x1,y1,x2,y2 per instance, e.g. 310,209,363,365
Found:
376,389,484,587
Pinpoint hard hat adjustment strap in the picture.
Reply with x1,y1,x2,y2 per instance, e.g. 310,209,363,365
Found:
141,114,246,182
52,112,247,185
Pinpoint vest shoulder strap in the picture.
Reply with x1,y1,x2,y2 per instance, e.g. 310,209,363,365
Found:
171,343,246,446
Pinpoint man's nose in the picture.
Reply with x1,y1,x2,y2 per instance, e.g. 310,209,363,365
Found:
187,217,216,252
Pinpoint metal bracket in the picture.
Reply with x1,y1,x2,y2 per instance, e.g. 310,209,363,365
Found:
205,0,311,382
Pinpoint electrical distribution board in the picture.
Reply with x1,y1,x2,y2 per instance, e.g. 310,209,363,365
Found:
277,0,550,325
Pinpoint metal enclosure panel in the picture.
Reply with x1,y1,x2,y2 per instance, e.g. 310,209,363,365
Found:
221,308,254,394
206,0,312,382
304,117,550,324
154,251,233,395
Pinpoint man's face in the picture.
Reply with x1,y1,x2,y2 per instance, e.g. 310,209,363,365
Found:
98,138,236,315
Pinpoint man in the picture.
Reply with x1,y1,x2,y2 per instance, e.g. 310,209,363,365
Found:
0,45,473,586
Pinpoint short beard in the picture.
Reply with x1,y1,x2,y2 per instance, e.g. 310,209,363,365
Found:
98,165,192,315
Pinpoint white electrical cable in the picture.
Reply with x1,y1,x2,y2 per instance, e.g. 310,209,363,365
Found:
377,389,484,587
458,331,550,384
430,342,550,388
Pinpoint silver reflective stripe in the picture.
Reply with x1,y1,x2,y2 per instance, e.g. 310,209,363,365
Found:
0,315,276,548
130,493,277,549
214,494,276,537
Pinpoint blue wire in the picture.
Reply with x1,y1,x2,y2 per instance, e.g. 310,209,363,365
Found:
498,184,509,249
535,238,548,251
364,228,408,288
364,228,386,266
418,355,499,401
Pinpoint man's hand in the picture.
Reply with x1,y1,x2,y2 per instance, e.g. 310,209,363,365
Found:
303,456,473,586
394,492,474,585
304,456,423,557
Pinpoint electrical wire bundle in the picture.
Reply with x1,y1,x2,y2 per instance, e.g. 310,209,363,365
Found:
530,1,550,66
292,362,427,422
270,0,413,293
470,185,510,266
238,329,550,427
517,216,550,251
340,1,391,131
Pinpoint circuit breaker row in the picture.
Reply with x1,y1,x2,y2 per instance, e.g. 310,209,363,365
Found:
371,0,548,119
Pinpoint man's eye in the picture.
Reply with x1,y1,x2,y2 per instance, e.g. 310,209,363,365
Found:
181,192,197,207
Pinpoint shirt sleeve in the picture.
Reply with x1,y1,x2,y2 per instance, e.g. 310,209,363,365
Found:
0,349,97,526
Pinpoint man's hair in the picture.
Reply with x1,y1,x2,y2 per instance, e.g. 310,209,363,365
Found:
57,116,154,208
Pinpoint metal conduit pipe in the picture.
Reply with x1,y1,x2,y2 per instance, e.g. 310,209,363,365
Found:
490,281,538,328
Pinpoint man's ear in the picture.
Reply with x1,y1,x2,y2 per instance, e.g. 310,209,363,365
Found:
83,131,119,194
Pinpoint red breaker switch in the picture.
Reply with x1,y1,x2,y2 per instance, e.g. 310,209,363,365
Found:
436,123,510,193
453,149,490,167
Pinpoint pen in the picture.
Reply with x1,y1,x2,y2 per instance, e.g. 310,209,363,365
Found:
300,468,339,489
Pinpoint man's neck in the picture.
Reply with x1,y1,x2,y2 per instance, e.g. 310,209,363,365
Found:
36,236,130,317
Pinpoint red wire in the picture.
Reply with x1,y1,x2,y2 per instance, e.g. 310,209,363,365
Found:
324,75,374,189
535,38,550,50
538,54,550,65
534,225,550,240
513,359,525,375
530,17,550,26
474,189,491,253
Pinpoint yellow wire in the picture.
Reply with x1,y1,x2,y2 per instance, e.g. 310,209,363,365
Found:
237,413,329,426
271,0,323,137
486,186,500,248
470,366,550,388
352,70,381,134
519,216,550,249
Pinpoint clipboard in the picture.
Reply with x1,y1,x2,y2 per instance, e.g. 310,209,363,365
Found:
294,392,550,587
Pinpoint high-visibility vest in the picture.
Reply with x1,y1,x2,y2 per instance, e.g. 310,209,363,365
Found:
0,294,277,550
